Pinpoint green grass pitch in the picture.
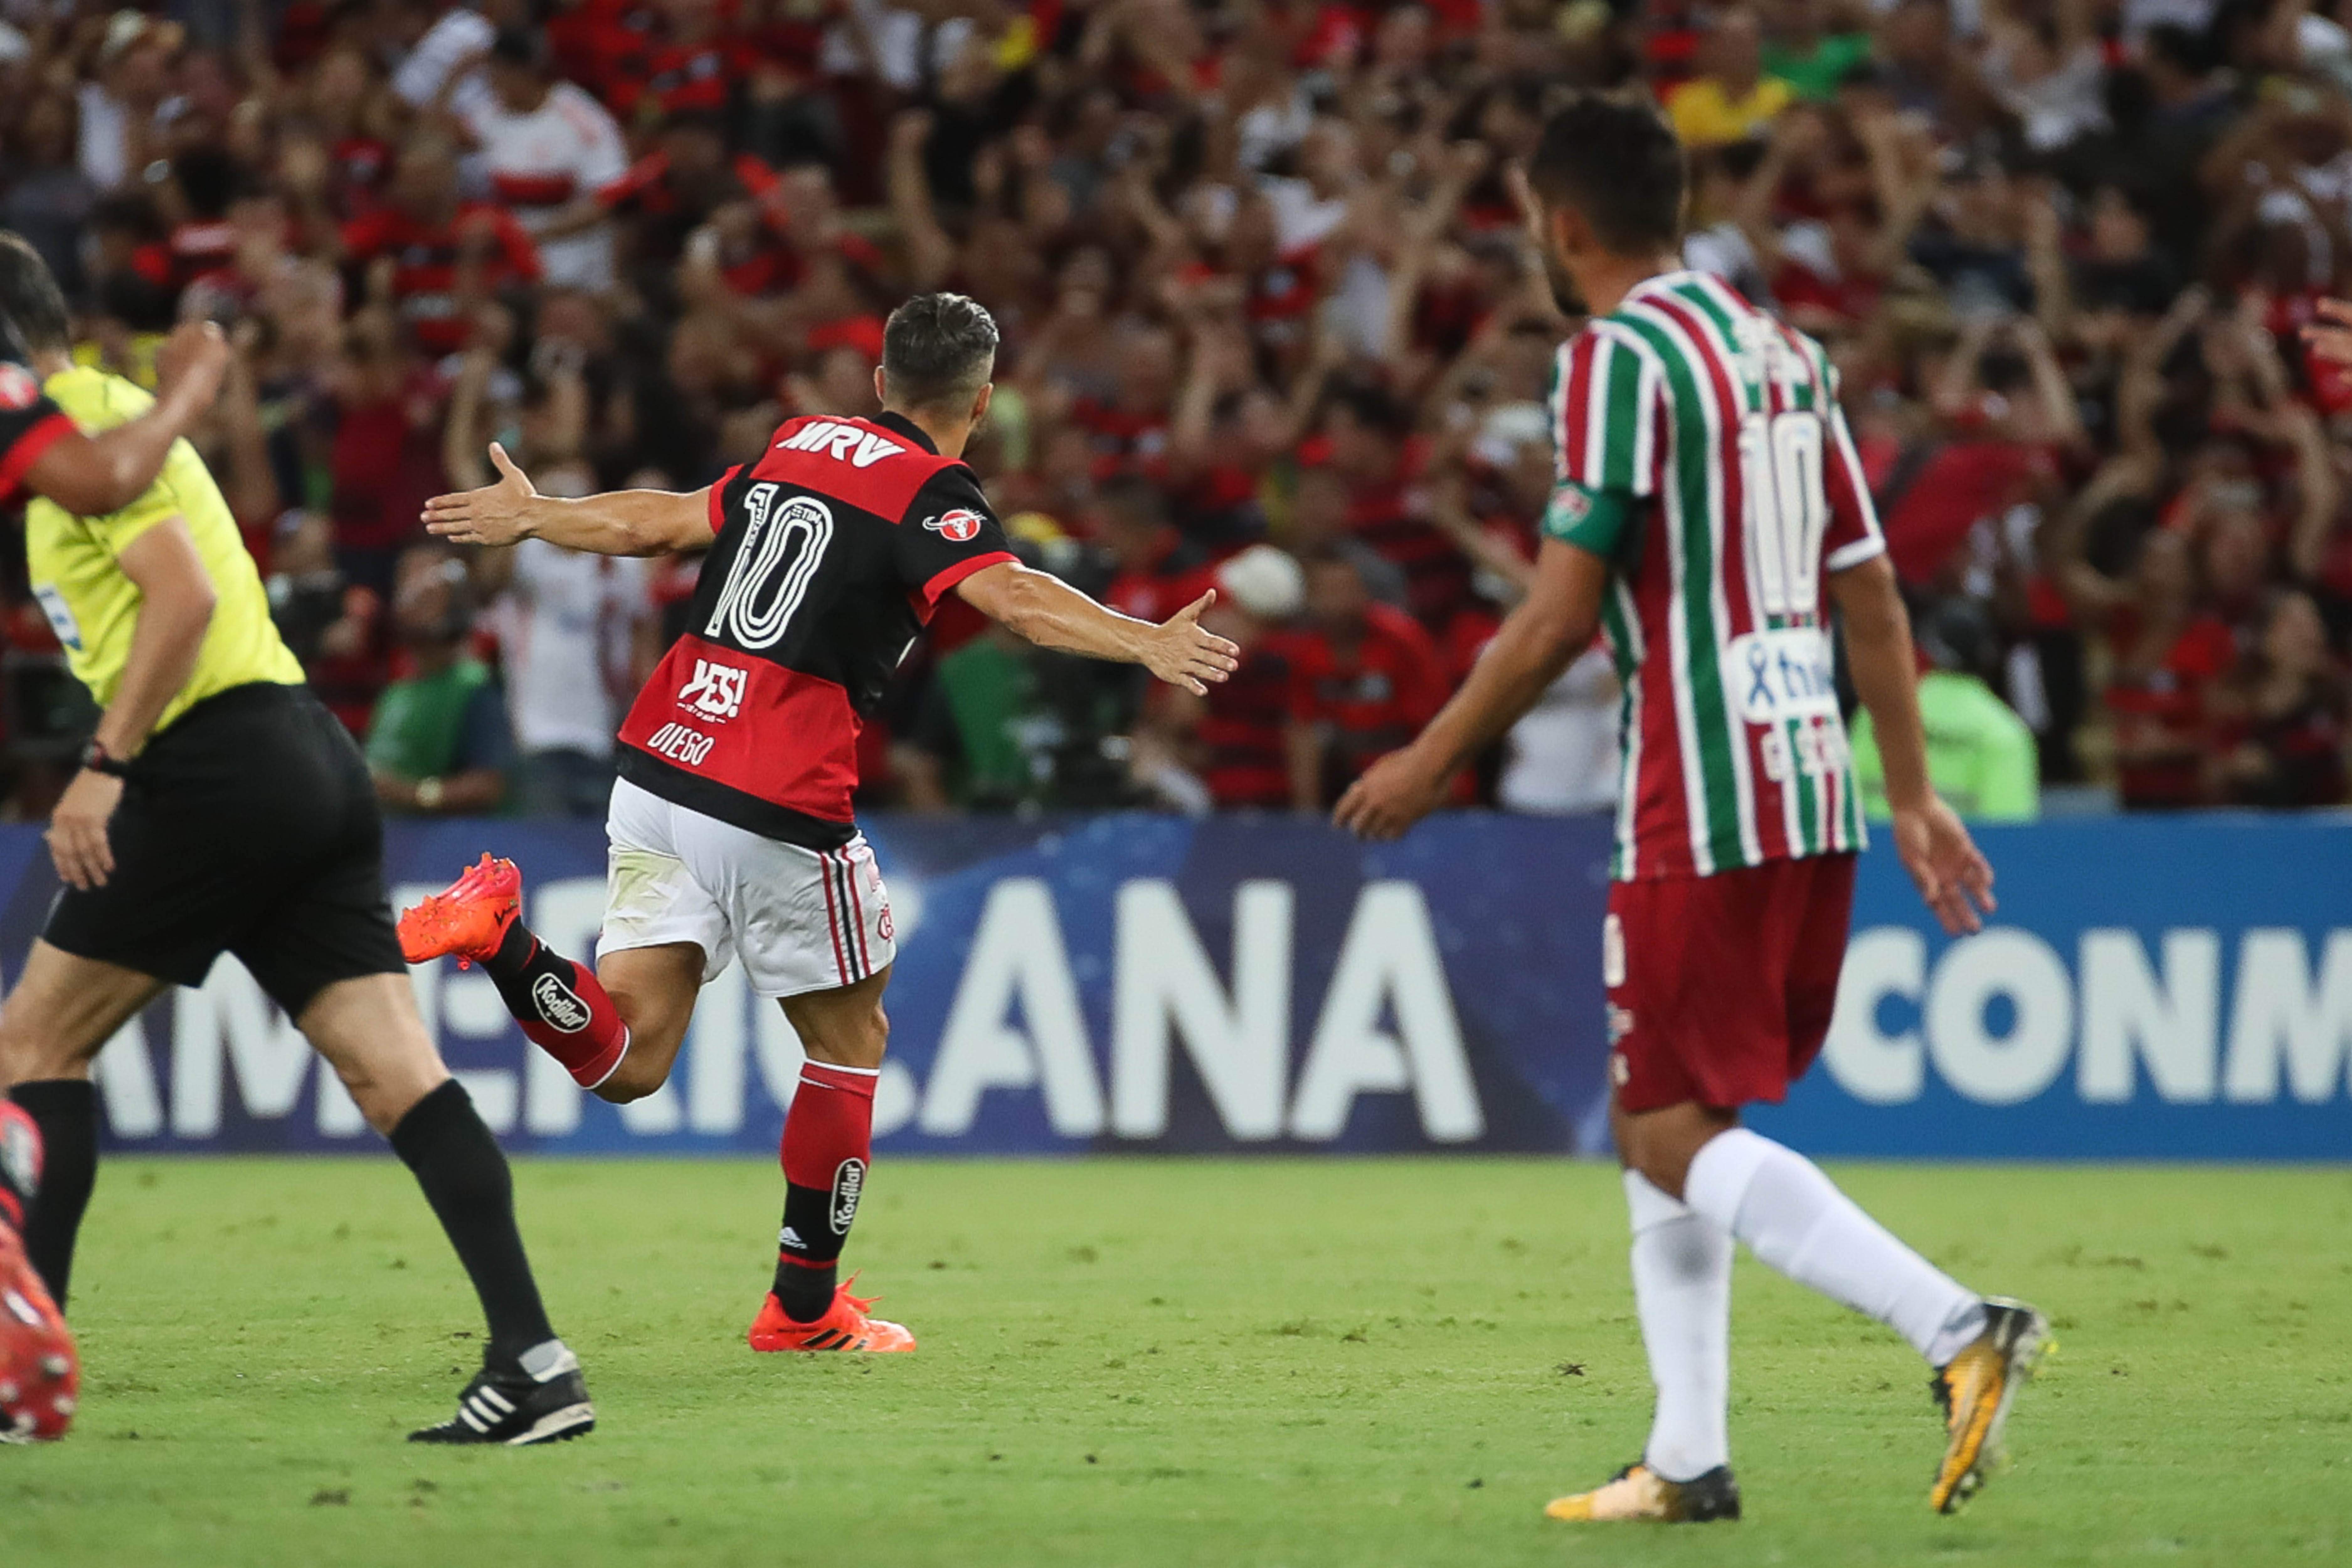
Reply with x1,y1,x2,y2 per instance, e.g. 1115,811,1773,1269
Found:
6,1158,2349,1567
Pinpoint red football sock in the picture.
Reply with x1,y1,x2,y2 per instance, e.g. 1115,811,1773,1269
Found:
482,923,630,1089
772,1063,878,1321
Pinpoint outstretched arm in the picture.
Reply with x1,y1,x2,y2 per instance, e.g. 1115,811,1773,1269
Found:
1334,538,1609,840
1830,553,1995,935
955,562,1239,695
423,442,712,556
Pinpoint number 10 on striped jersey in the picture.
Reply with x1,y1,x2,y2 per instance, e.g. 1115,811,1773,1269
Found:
1736,411,1827,619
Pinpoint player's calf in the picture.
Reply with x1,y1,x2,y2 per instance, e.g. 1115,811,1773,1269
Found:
400,856,631,1089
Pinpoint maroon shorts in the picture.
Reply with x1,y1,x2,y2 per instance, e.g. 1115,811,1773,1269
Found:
1604,852,1858,1113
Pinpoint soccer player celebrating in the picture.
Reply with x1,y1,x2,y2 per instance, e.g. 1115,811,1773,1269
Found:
0,234,594,1446
1336,99,2045,1521
403,292,1238,1354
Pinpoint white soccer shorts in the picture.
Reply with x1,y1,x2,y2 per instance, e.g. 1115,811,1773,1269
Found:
599,777,896,997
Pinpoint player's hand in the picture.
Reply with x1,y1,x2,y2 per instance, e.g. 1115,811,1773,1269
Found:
1889,796,1996,936
423,442,540,546
46,769,124,892
1144,590,1240,695
2300,297,2352,366
155,320,231,412
1333,745,1448,841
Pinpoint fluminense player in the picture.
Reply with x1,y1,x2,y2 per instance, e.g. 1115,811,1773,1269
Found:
1336,98,2046,1521
398,293,1238,1355
0,234,593,1446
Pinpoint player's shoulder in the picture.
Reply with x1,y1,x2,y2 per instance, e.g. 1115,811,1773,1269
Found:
40,364,150,428
756,413,972,520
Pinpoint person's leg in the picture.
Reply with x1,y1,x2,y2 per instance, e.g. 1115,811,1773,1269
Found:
0,942,166,1306
1636,1114,1986,1366
585,943,707,1103
1609,1098,1738,1486
297,973,565,1367
768,966,890,1323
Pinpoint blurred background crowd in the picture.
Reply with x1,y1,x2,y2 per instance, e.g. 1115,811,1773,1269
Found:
3,0,2350,821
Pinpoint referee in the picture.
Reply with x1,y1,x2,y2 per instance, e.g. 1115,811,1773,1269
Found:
0,234,594,1445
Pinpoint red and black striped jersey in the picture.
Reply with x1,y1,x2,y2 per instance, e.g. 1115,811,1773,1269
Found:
0,354,73,505
616,411,1016,847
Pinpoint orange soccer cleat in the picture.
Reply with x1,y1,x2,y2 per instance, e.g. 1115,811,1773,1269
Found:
747,1279,916,1353
0,1107,77,1444
399,854,522,967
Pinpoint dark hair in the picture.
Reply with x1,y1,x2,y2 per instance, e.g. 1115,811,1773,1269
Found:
1328,379,1412,437
882,292,999,413
0,232,72,356
1098,474,1171,530
490,28,547,70
1525,94,1687,255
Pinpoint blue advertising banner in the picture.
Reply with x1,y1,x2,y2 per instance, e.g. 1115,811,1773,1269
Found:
47,813,1618,1157
1751,816,2352,1160
11,812,2348,1160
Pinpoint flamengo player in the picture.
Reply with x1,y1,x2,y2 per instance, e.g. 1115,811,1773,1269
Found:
401,293,1238,1353
1337,98,2045,1521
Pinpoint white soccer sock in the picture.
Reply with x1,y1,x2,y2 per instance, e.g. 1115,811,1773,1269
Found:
1624,1170,1733,1482
1682,1128,1986,1366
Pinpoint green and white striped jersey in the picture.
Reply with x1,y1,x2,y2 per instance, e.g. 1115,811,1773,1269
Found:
1541,270,1887,881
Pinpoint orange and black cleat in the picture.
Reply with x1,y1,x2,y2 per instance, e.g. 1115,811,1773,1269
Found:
747,1279,916,1353
399,854,522,968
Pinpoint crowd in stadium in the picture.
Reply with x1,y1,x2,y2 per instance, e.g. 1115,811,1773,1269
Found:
1,0,2348,820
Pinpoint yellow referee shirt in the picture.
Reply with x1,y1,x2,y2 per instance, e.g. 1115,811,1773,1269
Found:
26,367,304,735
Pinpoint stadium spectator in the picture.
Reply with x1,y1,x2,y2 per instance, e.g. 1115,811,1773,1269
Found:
1285,548,1449,810
1853,598,2042,822
367,547,512,815
1667,8,1795,148
1,0,2348,818
458,31,631,294
1134,543,1307,812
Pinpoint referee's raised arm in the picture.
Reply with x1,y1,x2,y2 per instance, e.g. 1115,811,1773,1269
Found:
0,236,230,516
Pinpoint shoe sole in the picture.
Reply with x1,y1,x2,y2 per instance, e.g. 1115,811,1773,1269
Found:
1936,1302,2049,1513
506,1403,596,1446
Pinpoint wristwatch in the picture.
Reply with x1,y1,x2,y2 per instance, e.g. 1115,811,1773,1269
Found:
416,776,447,810
80,740,130,778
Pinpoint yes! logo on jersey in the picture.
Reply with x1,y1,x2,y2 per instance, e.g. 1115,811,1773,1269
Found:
678,657,748,722
0,363,39,411
924,508,983,543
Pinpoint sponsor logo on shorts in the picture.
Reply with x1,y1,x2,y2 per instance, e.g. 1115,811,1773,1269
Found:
1602,913,1626,989
645,721,715,767
678,658,747,722
923,508,984,543
530,971,592,1034
0,364,38,412
829,1157,866,1235
876,905,894,943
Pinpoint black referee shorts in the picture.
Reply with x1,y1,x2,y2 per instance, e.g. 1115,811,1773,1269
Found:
43,682,407,1016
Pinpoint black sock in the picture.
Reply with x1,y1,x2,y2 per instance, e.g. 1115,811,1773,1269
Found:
9,1080,97,1308
389,1080,556,1367
481,919,555,1012
771,1185,844,1322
